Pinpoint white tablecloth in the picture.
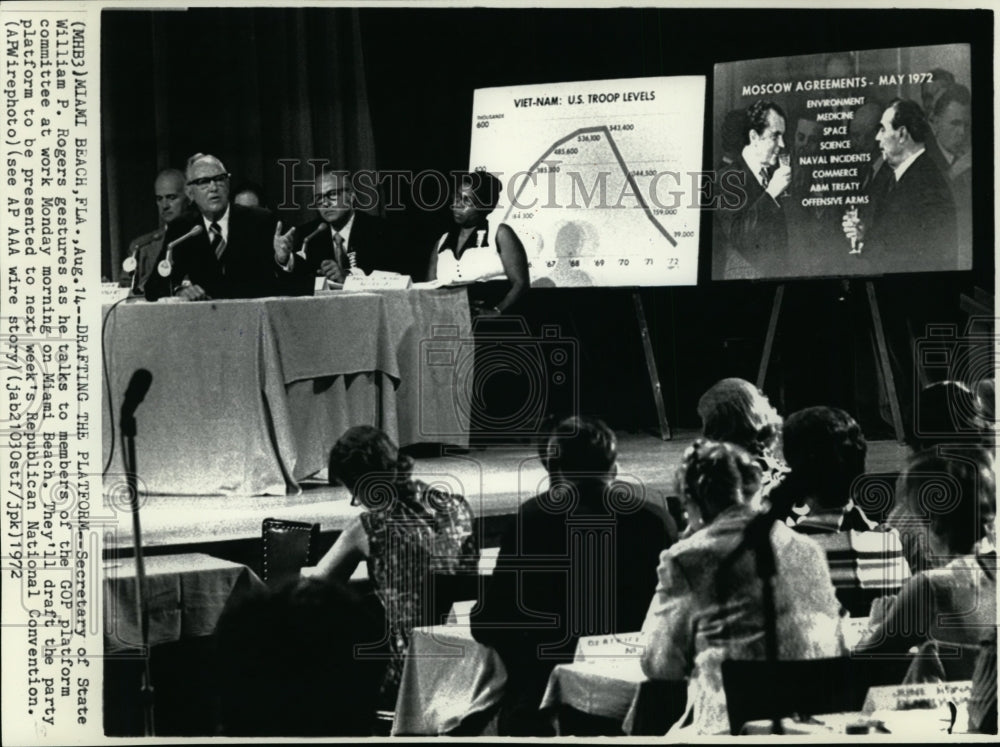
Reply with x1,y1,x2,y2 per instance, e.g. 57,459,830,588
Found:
393,622,507,735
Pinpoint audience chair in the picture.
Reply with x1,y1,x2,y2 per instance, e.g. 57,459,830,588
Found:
721,656,912,735
904,640,982,683
261,518,319,588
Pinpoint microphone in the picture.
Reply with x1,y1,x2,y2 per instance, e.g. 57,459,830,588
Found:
122,369,153,420
122,250,139,275
158,225,204,277
298,223,326,259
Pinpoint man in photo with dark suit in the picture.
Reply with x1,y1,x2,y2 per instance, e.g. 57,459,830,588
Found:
715,100,792,279
123,168,191,295
145,153,283,301
273,167,400,295
471,416,674,736
841,99,957,271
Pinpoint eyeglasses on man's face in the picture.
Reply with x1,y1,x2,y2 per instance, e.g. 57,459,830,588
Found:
187,172,230,189
316,187,352,206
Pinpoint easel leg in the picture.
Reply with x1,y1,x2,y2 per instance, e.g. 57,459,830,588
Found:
757,285,785,391
866,281,906,443
632,290,671,440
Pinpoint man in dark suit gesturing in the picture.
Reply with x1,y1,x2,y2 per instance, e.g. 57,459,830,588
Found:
145,153,283,301
715,100,792,279
841,99,957,272
273,167,400,295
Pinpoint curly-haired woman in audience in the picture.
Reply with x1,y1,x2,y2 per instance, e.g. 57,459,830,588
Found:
860,451,996,656
697,378,787,507
640,440,845,735
302,425,479,709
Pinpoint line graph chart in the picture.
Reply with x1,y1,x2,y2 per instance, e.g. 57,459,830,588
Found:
470,76,705,287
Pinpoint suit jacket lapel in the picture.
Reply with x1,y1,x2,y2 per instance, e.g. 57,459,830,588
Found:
737,154,765,203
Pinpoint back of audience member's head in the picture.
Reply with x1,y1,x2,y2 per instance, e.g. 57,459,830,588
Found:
910,380,990,453
328,425,415,502
677,440,762,526
216,576,382,736
697,378,782,458
897,450,996,558
782,406,867,510
542,415,617,483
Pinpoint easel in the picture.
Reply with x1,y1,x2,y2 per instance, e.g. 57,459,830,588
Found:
756,280,906,442
632,290,672,440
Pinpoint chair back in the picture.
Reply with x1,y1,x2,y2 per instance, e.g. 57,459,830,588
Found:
721,656,911,735
904,639,982,683
261,518,319,588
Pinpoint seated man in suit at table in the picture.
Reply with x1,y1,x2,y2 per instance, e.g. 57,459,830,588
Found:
273,167,402,295
145,153,285,301
122,168,192,296
471,416,674,736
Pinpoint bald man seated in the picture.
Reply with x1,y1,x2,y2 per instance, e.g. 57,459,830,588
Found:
123,168,192,295
145,153,286,301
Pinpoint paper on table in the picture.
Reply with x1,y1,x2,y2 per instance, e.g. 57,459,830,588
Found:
574,632,644,662
412,279,444,289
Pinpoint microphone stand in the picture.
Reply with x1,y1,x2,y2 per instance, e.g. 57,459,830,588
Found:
718,482,799,736
121,384,154,735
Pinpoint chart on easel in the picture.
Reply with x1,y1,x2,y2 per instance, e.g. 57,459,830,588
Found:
469,76,705,287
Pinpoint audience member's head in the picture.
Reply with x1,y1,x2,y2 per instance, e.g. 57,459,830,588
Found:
823,51,854,80
697,378,782,458
921,68,956,115
541,415,618,485
850,101,883,154
328,425,415,506
215,576,382,736
233,180,267,209
897,450,996,559
931,84,972,160
720,108,746,164
910,380,989,453
782,406,867,510
677,439,762,528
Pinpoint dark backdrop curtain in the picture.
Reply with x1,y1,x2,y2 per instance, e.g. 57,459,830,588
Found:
101,7,376,280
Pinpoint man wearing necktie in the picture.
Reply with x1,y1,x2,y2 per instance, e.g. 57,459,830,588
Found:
145,153,284,301
841,99,957,272
714,100,792,280
274,167,401,295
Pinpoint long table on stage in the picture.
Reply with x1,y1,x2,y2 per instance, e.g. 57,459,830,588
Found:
102,289,472,495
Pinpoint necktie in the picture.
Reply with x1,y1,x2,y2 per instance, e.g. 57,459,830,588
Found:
759,167,770,190
332,231,346,269
210,221,226,260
